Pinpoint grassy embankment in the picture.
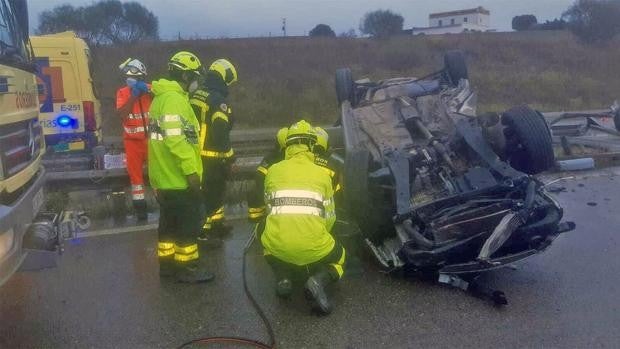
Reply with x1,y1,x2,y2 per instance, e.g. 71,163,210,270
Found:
94,30,620,137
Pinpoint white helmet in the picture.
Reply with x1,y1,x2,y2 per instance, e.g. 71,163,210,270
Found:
119,58,147,76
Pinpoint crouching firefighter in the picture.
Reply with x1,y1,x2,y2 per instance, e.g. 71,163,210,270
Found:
116,58,151,221
246,127,288,228
261,120,345,315
190,59,238,244
313,126,343,225
149,51,214,283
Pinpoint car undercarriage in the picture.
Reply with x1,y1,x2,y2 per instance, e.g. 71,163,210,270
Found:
336,51,576,304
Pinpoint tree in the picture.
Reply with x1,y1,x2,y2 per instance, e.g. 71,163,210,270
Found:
562,0,620,43
536,18,567,31
309,24,336,37
37,0,158,46
359,9,404,38
339,28,357,38
512,14,538,31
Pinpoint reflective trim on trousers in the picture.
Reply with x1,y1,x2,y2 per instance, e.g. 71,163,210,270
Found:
174,243,199,262
174,250,199,262
131,184,145,200
248,206,266,219
132,193,145,200
174,244,198,254
330,248,346,279
201,149,234,158
158,242,175,257
269,205,323,216
205,207,225,225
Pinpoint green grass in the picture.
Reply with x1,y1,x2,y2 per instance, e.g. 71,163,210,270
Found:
94,30,620,137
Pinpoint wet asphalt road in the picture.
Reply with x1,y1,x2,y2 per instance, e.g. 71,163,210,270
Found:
1,174,620,348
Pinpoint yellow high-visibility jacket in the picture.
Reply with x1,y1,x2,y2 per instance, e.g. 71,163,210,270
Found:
261,144,336,265
148,78,202,189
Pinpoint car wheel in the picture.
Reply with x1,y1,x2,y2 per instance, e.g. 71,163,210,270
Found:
444,50,468,86
501,106,555,174
336,68,354,106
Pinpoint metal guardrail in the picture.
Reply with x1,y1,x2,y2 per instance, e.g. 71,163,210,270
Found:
43,127,343,190
43,108,620,190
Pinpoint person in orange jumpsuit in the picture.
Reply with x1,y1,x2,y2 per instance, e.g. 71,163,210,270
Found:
116,58,152,221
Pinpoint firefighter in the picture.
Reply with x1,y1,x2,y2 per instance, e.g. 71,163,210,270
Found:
261,120,345,315
149,51,214,283
313,127,341,191
246,127,288,225
189,59,238,245
313,126,343,231
116,58,151,221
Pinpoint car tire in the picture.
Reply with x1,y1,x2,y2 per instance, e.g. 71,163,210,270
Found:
501,105,555,174
336,68,354,106
444,50,468,86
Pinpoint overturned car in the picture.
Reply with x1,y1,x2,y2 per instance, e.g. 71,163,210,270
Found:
336,51,575,304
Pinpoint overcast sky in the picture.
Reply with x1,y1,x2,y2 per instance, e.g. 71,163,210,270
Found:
27,0,575,39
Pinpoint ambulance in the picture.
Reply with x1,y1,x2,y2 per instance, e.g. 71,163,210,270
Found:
30,31,102,151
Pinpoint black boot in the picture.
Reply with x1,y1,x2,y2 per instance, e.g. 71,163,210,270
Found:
134,200,148,222
304,269,335,315
176,261,215,283
159,256,176,277
275,278,293,299
197,229,223,247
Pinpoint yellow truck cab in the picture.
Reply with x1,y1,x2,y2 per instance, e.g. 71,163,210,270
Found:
30,31,102,151
0,0,47,286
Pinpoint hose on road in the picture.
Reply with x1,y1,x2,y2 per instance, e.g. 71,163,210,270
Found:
176,224,276,348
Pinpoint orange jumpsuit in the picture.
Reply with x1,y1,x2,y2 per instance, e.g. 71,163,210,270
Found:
116,86,152,216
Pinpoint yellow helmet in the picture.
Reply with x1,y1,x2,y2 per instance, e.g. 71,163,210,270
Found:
314,126,329,153
276,127,288,150
286,120,316,147
168,51,202,72
209,58,238,85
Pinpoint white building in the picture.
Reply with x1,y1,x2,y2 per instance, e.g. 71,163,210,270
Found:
412,7,491,35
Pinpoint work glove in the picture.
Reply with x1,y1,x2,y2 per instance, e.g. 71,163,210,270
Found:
131,80,149,97
186,173,201,193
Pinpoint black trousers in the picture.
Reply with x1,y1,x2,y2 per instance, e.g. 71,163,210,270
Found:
201,159,228,225
264,242,346,282
157,189,202,247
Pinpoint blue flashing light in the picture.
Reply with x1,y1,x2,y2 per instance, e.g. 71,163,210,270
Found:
57,115,73,127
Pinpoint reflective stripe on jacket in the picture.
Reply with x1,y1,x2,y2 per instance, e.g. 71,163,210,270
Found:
147,79,202,190
260,144,335,265
116,85,152,140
